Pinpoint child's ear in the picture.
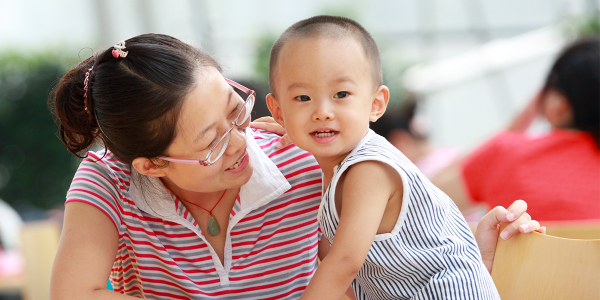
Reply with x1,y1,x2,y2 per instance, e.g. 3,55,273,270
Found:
370,85,390,122
132,157,167,178
266,93,286,128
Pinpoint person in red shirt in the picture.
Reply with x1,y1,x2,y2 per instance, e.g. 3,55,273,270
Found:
434,37,600,222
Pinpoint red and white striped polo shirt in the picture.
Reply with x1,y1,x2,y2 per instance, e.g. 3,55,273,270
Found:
66,128,322,299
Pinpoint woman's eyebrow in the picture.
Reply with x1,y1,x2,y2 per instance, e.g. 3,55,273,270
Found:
194,90,234,143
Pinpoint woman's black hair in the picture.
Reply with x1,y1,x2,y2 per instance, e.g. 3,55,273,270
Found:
51,34,221,165
543,37,600,147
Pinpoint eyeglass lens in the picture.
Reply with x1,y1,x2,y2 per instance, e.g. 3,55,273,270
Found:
206,94,255,164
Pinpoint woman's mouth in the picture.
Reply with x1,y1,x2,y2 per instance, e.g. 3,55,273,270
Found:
226,150,248,170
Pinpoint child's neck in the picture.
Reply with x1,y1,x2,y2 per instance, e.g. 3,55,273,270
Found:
314,154,351,191
313,129,370,189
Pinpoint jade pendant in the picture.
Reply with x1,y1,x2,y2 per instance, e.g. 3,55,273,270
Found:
207,214,220,236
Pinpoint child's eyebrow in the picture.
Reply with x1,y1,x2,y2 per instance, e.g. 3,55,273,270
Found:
286,77,357,92
286,82,310,92
331,77,356,85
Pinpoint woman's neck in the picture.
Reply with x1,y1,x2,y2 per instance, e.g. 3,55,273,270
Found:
160,177,239,206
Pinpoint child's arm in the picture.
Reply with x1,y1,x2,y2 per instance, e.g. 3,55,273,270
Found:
300,161,400,300
317,238,357,300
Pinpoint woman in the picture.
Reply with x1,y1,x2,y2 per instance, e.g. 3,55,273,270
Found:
50,34,542,299
433,37,600,222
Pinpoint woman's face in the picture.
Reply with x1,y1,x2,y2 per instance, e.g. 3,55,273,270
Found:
160,67,254,193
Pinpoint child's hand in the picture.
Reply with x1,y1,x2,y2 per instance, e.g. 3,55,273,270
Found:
250,117,292,149
475,200,546,274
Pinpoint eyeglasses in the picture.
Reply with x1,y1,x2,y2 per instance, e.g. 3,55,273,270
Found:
158,78,255,166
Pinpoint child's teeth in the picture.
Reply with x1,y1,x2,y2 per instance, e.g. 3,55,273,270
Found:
314,131,335,137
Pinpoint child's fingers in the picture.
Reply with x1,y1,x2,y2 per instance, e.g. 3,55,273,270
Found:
518,219,538,233
276,134,293,149
505,199,527,222
538,226,547,234
518,220,546,234
249,120,287,136
478,205,508,231
499,212,532,240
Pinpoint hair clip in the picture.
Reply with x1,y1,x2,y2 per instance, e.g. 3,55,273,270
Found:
83,67,93,97
112,40,128,58
83,66,93,114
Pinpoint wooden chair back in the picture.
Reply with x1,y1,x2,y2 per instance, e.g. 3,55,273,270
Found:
543,219,600,240
491,224,600,300
19,221,61,300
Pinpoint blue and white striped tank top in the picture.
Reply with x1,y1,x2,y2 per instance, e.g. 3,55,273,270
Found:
318,130,499,300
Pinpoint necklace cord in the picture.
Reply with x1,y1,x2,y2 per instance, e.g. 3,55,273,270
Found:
161,182,227,216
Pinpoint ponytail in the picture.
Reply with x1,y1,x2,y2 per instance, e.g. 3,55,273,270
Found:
51,58,99,158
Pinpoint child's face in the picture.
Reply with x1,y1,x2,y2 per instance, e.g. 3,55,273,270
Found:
267,36,388,163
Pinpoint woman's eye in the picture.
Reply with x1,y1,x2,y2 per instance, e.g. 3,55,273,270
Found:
231,102,241,117
295,95,311,102
334,92,349,98
206,137,217,149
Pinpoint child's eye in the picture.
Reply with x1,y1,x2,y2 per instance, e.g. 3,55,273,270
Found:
334,92,349,98
295,95,311,102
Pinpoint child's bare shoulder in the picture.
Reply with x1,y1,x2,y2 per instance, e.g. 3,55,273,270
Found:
343,160,402,194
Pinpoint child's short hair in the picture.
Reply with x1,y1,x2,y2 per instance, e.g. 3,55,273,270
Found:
269,15,383,95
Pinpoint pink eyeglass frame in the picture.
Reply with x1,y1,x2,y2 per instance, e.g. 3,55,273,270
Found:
157,78,256,166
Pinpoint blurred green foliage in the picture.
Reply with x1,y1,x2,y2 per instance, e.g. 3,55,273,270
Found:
563,11,600,39
252,33,277,87
578,14,600,36
0,52,78,216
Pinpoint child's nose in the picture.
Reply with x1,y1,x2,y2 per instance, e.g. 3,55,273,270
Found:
312,99,335,121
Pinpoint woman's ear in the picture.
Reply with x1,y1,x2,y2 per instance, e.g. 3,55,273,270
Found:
132,157,167,178
370,85,390,122
266,93,286,128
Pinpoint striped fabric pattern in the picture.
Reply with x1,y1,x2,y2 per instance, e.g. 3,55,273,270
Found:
318,130,499,300
66,129,322,299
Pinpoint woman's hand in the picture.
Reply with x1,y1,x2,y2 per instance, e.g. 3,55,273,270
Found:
250,117,292,149
475,200,546,274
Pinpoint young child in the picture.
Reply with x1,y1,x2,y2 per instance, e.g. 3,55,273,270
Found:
266,16,500,299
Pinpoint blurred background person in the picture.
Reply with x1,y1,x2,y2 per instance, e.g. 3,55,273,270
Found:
432,37,600,221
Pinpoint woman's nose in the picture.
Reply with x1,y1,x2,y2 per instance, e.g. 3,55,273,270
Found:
225,125,247,155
